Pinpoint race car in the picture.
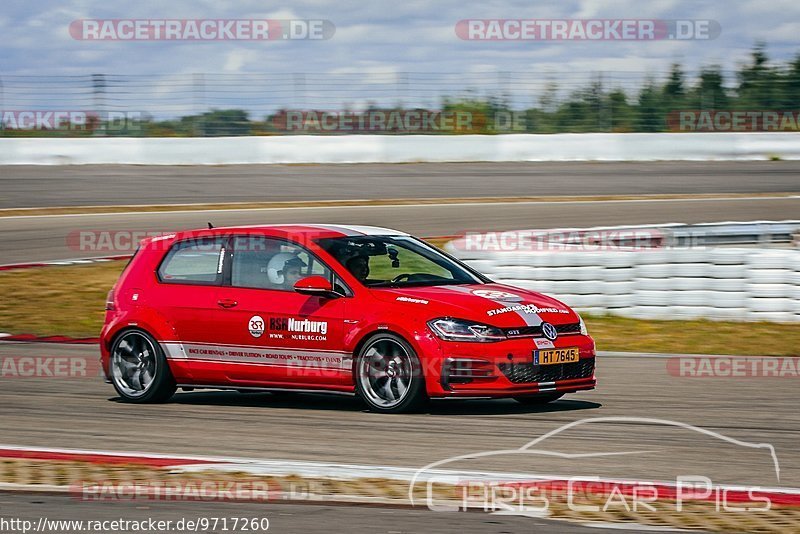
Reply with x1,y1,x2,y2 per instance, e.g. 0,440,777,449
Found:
100,224,596,413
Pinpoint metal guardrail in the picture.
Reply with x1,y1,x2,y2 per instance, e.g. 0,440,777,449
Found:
667,220,800,246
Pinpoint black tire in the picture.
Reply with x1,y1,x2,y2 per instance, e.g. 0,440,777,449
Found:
355,333,428,414
109,330,176,403
513,392,564,405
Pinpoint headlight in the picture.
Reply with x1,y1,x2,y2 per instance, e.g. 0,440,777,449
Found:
428,318,506,342
578,315,589,336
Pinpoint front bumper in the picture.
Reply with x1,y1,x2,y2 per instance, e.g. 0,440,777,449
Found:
425,333,596,398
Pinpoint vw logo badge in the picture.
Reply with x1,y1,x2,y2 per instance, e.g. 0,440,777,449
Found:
541,322,558,341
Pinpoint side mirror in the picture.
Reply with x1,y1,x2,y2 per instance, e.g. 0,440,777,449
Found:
293,275,339,298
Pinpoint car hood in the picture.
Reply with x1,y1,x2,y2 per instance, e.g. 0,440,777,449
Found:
370,283,579,327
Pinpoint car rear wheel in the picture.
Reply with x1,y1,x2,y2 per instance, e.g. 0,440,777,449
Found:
355,333,427,414
110,330,176,403
513,392,564,405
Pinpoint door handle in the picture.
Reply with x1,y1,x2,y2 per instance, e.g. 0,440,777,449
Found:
217,299,238,309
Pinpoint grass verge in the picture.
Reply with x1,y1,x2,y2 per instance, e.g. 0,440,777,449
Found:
0,260,798,355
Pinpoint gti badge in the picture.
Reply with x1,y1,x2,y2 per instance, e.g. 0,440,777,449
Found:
541,322,558,341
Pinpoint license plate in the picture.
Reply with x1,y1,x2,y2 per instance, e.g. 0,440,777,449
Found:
534,347,579,366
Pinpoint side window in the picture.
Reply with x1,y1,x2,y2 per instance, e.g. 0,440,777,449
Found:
158,237,226,284
230,235,333,291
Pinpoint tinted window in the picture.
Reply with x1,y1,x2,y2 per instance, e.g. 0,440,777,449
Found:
158,237,226,284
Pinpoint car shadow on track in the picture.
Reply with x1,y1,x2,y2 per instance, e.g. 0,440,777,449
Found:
428,398,602,416
136,391,602,416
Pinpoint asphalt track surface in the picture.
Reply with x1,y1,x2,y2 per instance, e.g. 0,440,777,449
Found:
2,161,800,209
0,343,796,490
0,492,642,533
2,196,799,264
2,161,800,264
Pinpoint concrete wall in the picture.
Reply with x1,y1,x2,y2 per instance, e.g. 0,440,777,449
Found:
1,132,799,164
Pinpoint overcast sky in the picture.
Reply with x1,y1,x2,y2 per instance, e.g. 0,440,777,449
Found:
1,0,798,114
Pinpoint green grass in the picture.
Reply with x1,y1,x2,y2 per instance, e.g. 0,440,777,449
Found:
0,261,124,338
583,313,800,357
1,260,798,355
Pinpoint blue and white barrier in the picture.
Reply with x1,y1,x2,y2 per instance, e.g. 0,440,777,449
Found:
448,225,800,323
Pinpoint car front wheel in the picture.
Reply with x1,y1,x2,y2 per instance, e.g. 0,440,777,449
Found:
355,333,427,413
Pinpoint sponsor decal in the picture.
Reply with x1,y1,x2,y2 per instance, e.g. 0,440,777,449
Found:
487,304,569,317
534,338,555,349
216,248,225,274
396,296,429,305
269,317,328,335
248,316,265,338
163,342,349,370
541,322,558,341
472,289,521,301
269,316,329,341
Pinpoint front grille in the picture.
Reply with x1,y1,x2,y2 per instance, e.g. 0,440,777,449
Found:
503,322,581,338
498,358,595,384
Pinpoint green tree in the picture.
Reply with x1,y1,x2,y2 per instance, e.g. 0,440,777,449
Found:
636,80,663,131
686,67,729,110
736,42,779,109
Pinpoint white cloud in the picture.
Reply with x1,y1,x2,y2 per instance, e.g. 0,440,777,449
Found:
0,0,796,115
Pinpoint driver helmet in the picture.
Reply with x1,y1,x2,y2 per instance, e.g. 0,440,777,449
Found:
267,253,307,285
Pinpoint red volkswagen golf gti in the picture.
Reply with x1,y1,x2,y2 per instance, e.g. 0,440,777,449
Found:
100,225,596,413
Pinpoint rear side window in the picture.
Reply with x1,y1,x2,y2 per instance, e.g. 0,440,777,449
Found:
158,237,226,284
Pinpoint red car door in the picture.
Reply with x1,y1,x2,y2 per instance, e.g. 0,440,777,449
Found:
152,235,229,382
187,234,352,389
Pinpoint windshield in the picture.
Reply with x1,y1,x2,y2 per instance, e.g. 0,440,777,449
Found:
316,235,486,288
